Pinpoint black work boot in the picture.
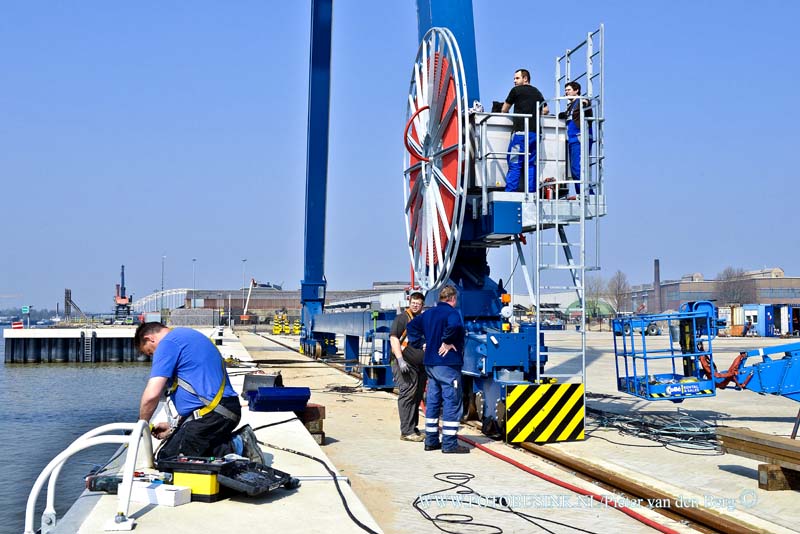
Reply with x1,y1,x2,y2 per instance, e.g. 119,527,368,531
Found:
442,445,470,454
234,424,266,464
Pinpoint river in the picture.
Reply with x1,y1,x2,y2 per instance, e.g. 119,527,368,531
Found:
0,329,151,533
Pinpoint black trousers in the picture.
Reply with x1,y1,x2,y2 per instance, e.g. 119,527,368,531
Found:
391,360,427,435
157,396,242,460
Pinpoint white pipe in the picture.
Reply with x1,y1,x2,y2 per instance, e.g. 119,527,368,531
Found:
116,420,153,520
27,421,153,534
46,423,145,512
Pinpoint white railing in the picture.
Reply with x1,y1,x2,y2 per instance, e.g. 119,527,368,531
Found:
132,289,189,313
25,420,154,534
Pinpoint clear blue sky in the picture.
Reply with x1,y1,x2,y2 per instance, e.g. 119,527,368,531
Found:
1,1,798,312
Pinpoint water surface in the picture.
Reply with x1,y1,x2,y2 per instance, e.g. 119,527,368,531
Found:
0,330,151,532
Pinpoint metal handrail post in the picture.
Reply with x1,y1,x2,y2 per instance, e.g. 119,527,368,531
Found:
480,116,488,215
27,421,153,534
45,422,154,513
523,116,530,200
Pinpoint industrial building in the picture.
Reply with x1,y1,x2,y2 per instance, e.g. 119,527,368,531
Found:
629,266,800,311
183,282,410,321
627,264,800,336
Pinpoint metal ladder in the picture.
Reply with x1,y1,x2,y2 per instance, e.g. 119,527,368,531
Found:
82,330,93,362
530,25,605,385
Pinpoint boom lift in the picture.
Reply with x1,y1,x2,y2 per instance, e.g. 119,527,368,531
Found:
614,301,800,435
613,301,724,402
299,0,606,441
241,278,256,322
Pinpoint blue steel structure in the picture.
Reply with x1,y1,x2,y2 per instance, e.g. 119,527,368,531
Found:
298,0,386,384
728,343,800,403
416,0,480,102
614,300,800,424
300,0,332,349
299,0,595,434
405,1,553,434
300,0,488,377
613,301,723,402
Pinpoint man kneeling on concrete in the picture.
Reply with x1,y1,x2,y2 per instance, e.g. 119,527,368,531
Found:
136,322,250,460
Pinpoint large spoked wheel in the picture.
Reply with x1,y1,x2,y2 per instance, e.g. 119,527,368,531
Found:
403,27,469,291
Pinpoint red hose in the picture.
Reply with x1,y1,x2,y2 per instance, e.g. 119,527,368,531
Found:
404,105,430,161
457,435,681,534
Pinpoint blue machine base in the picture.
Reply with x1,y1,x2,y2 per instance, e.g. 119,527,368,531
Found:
617,374,715,402
362,364,394,390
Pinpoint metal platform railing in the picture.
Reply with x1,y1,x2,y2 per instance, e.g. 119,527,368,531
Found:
25,420,154,534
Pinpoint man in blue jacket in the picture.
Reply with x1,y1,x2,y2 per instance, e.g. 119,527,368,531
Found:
558,81,594,198
407,286,470,454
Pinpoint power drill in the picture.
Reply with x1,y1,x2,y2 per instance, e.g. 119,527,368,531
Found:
85,475,122,494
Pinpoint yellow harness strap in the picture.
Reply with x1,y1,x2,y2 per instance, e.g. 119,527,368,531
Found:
168,337,232,419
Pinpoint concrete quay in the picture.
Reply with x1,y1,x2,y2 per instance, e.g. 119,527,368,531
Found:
4,328,140,363
50,328,380,534
260,330,800,534
49,328,800,534
241,332,689,534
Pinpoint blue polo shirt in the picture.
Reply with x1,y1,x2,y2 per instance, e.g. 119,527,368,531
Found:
150,328,237,416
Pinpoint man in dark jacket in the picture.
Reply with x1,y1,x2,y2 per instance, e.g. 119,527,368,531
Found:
558,81,594,198
389,291,426,441
407,286,470,454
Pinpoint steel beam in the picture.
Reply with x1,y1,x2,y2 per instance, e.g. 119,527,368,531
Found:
313,310,396,338
416,0,480,102
301,0,333,330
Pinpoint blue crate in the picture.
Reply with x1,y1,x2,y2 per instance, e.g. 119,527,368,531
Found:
246,386,311,412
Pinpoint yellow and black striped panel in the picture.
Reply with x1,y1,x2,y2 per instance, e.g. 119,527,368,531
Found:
505,384,584,443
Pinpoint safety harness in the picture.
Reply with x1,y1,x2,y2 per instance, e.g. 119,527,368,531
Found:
399,309,414,349
167,338,237,422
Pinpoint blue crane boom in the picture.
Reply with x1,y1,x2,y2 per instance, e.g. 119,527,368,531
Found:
299,0,478,354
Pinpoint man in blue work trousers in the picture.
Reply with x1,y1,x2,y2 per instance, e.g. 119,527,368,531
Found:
136,322,243,460
407,285,470,454
558,81,594,198
502,68,549,193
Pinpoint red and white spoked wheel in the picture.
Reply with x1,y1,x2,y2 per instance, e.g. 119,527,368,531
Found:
403,27,469,291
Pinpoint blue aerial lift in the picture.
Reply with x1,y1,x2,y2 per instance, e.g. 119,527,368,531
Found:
300,0,606,441
613,300,800,436
613,301,725,402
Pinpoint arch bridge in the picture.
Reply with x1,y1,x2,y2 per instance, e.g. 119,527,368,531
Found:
132,289,189,313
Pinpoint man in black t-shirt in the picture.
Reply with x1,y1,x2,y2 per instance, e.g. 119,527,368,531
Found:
389,291,426,441
501,69,549,193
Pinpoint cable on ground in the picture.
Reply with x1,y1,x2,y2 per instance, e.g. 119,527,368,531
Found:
257,438,379,534
585,406,721,454
413,470,603,534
